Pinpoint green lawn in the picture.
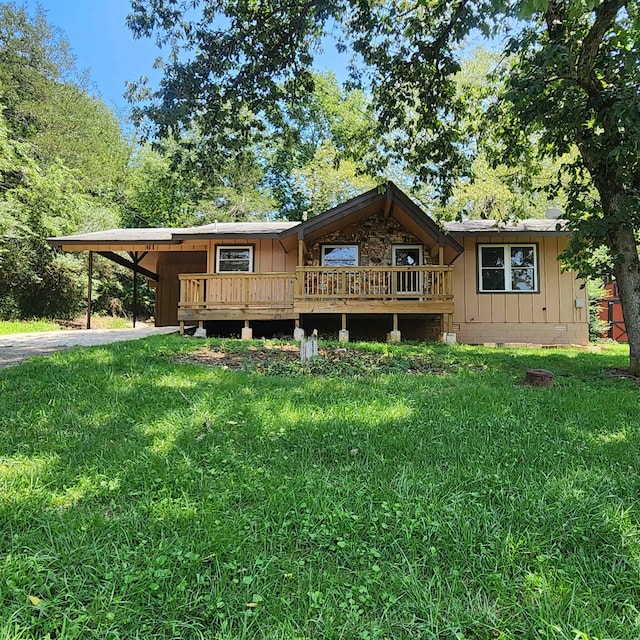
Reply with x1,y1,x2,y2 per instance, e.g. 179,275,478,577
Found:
0,338,637,640
0,320,62,335
0,317,137,335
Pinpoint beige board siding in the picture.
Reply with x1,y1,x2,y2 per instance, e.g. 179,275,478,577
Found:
452,235,588,345
207,239,296,273
156,252,208,326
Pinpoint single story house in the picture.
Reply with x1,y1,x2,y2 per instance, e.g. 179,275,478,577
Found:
49,182,588,345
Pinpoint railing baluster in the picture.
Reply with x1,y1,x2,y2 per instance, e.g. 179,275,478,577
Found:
178,267,453,313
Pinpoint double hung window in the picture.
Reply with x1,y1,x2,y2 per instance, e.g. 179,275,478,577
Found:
479,244,537,292
216,246,253,272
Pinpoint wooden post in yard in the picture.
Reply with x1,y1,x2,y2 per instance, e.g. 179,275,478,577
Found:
87,251,93,329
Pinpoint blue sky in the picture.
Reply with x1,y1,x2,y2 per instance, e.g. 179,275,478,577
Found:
28,1,350,125
28,0,161,120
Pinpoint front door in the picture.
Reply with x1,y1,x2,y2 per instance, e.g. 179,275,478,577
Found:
393,245,423,295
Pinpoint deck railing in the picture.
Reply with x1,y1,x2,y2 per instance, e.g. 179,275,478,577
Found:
178,266,453,311
179,272,295,309
295,266,453,300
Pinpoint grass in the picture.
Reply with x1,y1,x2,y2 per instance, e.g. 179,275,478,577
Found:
0,316,138,335
0,320,62,335
0,337,637,640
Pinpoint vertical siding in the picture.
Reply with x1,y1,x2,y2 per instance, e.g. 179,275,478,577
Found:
206,239,293,273
543,236,561,323
452,234,587,344
156,252,207,326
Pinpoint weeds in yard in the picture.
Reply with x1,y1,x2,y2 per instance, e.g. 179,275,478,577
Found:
0,337,636,639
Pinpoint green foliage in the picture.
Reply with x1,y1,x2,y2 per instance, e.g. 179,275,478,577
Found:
0,337,637,638
0,2,130,320
587,278,610,341
28,81,130,196
292,140,377,216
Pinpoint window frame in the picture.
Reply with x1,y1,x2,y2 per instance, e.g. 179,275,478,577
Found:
392,244,424,267
215,245,254,273
321,244,360,267
477,243,539,293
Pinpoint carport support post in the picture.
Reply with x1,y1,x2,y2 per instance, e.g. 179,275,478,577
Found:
132,267,137,328
86,251,93,330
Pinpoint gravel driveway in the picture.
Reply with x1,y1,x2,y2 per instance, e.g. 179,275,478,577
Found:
0,326,180,369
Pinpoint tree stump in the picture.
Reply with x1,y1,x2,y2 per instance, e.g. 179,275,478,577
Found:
525,369,554,387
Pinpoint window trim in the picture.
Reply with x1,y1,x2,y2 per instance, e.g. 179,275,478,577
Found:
215,245,254,273
321,244,360,267
477,243,539,293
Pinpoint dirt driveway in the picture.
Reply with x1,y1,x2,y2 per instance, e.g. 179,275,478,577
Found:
0,326,180,369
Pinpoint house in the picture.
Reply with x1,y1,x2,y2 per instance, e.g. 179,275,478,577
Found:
49,182,588,345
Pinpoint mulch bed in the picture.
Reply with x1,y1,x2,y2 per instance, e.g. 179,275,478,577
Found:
175,343,484,376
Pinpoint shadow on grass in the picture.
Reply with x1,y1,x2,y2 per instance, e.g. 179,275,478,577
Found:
0,336,638,639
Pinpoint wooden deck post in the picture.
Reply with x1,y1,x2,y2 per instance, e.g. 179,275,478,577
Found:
339,313,349,342
241,319,253,340
86,251,93,330
438,246,444,266
388,313,401,342
298,239,304,266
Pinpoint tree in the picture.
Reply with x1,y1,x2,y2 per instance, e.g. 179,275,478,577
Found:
0,2,130,319
128,0,640,374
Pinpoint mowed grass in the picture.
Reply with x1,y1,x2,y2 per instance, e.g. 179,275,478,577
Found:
0,320,62,335
0,337,637,640
0,317,137,335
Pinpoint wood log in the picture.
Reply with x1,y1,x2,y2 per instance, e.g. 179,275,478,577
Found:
525,369,554,387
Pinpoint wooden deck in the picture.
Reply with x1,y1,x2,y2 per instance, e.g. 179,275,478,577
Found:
178,266,454,322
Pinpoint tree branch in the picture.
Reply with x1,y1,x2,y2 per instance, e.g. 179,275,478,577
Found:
577,0,626,92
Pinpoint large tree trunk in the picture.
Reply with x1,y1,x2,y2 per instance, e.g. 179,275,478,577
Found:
608,222,640,376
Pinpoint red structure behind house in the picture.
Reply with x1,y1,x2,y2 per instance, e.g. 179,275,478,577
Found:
599,281,628,341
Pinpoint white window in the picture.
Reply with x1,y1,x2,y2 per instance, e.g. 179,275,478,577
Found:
392,245,423,267
216,246,253,272
393,245,424,294
478,244,537,292
321,244,359,267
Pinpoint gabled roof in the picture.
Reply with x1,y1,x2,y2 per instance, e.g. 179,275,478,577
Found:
49,227,179,245
444,219,568,235
175,220,298,240
278,181,465,263
49,221,298,246
48,183,569,252
281,181,463,248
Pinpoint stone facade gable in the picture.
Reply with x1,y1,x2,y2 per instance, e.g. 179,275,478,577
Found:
306,211,434,266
